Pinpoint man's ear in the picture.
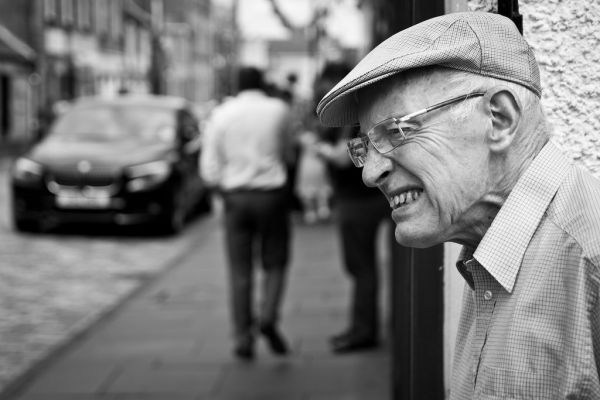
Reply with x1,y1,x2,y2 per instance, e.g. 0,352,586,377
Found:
484,87,521,153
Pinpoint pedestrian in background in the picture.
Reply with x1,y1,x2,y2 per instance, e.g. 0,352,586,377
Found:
317,12,600,398
200,66,296,361
294,129,332,224
313,62,390,354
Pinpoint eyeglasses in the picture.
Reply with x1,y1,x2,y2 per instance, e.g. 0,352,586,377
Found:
347,92,485,167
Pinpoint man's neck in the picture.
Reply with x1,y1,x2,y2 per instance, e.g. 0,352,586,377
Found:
452,199,504,248
456,141,547,248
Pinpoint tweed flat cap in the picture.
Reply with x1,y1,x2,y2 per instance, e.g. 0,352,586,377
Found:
317,12,541,127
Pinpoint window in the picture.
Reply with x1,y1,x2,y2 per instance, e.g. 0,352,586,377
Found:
109,0,123,40
49,105,177,144
61,0,74,26
95,1,109,35
76,0,91,30
44,0,58,22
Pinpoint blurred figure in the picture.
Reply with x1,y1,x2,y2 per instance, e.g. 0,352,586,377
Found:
313,62,390,353
280,72,298,104
295,130,332,224
200,66,296,361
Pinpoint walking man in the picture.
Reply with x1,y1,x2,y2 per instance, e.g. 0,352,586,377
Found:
201,66,295,360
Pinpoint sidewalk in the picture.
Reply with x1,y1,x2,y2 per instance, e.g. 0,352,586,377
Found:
6,216,390,400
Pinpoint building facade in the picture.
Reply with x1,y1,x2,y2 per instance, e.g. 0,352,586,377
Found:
161,0,214,103
0,1,38,148
0,0,223,148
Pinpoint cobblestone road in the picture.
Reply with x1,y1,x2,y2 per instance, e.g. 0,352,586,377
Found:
0,159,207,392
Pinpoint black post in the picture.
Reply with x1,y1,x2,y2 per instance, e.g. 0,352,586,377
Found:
391,242,444,399
386,0,446,399
498,0,523,34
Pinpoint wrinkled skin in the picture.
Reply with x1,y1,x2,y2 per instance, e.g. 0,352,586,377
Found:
358,71,509,248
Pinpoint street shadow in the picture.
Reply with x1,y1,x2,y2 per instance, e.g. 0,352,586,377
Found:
30,211,212,239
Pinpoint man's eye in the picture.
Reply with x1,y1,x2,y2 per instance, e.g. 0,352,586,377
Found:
398,126,414,135
387,127,403,136
387,126,414,138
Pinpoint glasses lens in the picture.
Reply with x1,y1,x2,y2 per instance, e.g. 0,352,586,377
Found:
347,136,369,167
369,119,405,153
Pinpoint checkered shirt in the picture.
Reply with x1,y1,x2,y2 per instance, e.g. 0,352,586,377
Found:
451,142,600,399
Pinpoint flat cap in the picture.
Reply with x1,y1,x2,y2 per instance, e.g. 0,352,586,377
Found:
316,12,541,127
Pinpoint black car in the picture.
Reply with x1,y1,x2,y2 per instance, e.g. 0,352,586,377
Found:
11,95,210,234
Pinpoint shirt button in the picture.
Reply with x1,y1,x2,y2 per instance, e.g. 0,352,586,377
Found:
484,290,493,301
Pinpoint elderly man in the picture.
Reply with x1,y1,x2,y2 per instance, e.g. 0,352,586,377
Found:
317,12,600,399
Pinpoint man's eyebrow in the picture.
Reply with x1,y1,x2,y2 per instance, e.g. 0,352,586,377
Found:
398,115,424,126
402,119,421,126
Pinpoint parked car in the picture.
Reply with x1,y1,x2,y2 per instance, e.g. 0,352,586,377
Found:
11,95,210,234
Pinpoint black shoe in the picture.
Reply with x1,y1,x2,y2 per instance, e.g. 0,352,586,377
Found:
259,324,289,355
331,334,379,354
233,340,255,361
329,330,353,345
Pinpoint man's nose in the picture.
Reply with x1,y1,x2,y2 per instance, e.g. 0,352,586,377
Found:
362,148,392,187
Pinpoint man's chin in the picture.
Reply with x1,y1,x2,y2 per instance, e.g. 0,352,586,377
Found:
394,226,439,248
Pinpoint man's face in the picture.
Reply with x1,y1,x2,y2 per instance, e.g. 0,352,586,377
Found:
358,72,491,248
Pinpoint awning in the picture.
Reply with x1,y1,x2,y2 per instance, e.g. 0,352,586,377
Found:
0,24,36,65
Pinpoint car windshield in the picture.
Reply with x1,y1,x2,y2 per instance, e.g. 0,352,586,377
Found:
48,104,177,144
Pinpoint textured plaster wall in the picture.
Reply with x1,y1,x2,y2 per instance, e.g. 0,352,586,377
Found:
469,0,600,175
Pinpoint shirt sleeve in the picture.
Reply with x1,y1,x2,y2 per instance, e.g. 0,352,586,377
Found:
200,109,224,188
589,258,600,375
278,104,298,166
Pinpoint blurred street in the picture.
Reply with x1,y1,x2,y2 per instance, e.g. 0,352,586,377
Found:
1,0,597,399
0,3,391,396
0,157,214,394
0,157,390,399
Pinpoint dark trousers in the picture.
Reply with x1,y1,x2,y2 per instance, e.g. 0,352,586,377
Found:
222,188,291,344
336,195,389,339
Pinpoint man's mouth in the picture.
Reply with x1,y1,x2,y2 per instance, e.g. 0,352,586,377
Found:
389,189,423,209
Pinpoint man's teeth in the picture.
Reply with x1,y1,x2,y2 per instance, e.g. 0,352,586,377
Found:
390,190,422,208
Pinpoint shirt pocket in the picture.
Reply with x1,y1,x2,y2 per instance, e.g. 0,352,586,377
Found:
477,365,559,399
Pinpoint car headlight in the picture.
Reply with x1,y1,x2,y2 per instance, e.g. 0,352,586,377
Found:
12,158,43,184
126,160,171,192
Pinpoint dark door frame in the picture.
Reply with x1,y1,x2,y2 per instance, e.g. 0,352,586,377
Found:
385,2,524,399
387,1,446,399
0,74,10,140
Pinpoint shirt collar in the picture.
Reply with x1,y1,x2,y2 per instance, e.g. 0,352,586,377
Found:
456,247,476,289
457,142,571,293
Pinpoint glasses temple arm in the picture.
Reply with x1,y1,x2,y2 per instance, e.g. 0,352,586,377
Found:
399,92,486,122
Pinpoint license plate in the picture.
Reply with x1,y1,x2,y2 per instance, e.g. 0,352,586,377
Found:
55,189,111,209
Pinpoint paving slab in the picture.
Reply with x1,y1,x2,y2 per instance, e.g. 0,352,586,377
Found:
106,366,223,396
8,217,390,400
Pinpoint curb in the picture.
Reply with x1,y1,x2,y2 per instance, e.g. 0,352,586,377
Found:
0,229,204,400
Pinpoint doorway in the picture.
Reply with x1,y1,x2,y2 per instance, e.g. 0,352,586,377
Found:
0,74,11,140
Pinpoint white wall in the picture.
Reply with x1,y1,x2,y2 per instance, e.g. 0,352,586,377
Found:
443,243,464,395
468,0,600,176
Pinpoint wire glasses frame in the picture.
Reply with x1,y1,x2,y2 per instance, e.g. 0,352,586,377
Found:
347,92,485,167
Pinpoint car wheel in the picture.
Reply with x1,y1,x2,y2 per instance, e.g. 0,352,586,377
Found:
14,217,41,233
160,192,186,235
194,191,212,215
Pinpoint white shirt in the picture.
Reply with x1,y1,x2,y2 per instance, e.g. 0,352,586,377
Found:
200,90,293,191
